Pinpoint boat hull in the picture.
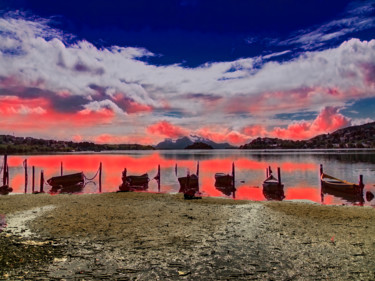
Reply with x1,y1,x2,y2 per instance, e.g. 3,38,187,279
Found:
47,172,84,187
119,174,149,191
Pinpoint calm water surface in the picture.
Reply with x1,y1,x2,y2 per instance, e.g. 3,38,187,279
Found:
4,149,375,206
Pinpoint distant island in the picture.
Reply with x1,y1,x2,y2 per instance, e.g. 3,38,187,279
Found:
185,142,213,149
1,121,375,154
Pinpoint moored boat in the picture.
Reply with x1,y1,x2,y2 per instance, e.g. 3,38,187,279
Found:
320,173,363,193
119,173,150,191
178,174,200,199
215,173,234,187
47,172,84,188
262,174,284,189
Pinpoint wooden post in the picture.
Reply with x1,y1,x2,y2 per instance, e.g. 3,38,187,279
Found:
3,155,7,186
359,174,364,189
320,164,323,176
157,164,161,192
24,159,28,193
277,167,281,186
266,168,269,178
61,162,63,176
32,166,35,193
99,162,102,193
6,164,9,186
196,161,199,177
175,163,178,176
40,170,44,193
232,162,235,188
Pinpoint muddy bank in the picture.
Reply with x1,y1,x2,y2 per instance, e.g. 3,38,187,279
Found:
0,193,374,280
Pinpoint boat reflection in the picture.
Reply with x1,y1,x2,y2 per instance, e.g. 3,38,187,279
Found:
321,186,364,205
214,162,236,198
263,185,285,201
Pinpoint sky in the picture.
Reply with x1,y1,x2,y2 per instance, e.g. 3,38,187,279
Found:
0,0,374,145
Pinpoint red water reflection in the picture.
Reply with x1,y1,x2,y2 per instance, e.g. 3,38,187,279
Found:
2,153,372,206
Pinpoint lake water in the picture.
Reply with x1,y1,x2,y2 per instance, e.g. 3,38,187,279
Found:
3,149,375,206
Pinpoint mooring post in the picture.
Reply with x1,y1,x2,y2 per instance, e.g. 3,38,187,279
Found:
232,162,235,188
277,167,281,186
157,164,161,192
99,162,102,193
3,154,7,186
320,164,323,176
6,164,9,186
359,174,364,189
32,166,35,193
24,159,28,193
175,163,178,177
196,161,199,177
40,170,44,193
61,161,63,176
266,168,269,178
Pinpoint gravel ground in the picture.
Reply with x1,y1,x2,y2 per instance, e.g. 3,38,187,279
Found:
0,192,374,280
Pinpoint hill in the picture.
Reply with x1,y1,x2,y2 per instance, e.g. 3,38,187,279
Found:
240,122,375,149
0,135,154,154
155,135,234,149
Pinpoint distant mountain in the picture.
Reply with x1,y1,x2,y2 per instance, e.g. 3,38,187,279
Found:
240,122,375,149
155,135,234,149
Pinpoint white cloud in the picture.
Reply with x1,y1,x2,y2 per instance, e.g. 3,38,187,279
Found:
0,13,375,144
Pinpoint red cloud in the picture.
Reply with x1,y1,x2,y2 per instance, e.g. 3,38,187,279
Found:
0,96,114,133
147,121,189,138
93,134,154,145
271,106,351,140
196,127,249,145
242,125,267,137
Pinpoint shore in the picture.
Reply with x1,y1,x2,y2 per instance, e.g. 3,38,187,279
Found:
0,192,374,280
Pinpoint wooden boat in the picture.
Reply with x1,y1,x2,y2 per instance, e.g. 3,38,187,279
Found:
47,172,84,188
215,173,234,187
0,185,12,195
178,174,200,199
119,173,150,191
263,183,285,201
320,173,363,193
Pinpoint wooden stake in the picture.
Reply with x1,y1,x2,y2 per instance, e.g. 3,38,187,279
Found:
175,163,178,177
196,161,199,177
24,159,28,193
99,162,102,193
32,166,35,193
232,162,235,188
359,174,364,189
320,164,323,176
3,155,7,186
277,167,281,186
40,170,44,193
157,164,161,192
61,162,63,176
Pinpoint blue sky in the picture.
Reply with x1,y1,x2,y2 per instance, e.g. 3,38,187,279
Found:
0,0,374,144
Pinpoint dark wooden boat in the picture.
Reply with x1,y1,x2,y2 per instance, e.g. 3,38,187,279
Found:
215,173,234,187
263,184,285,201
262,174,284,189
0,185,12,195
119,173,150,191
320,173,363,193
178,174,200,199
47,172,84,187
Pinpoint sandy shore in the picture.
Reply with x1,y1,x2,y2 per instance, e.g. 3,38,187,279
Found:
0,192,374,280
